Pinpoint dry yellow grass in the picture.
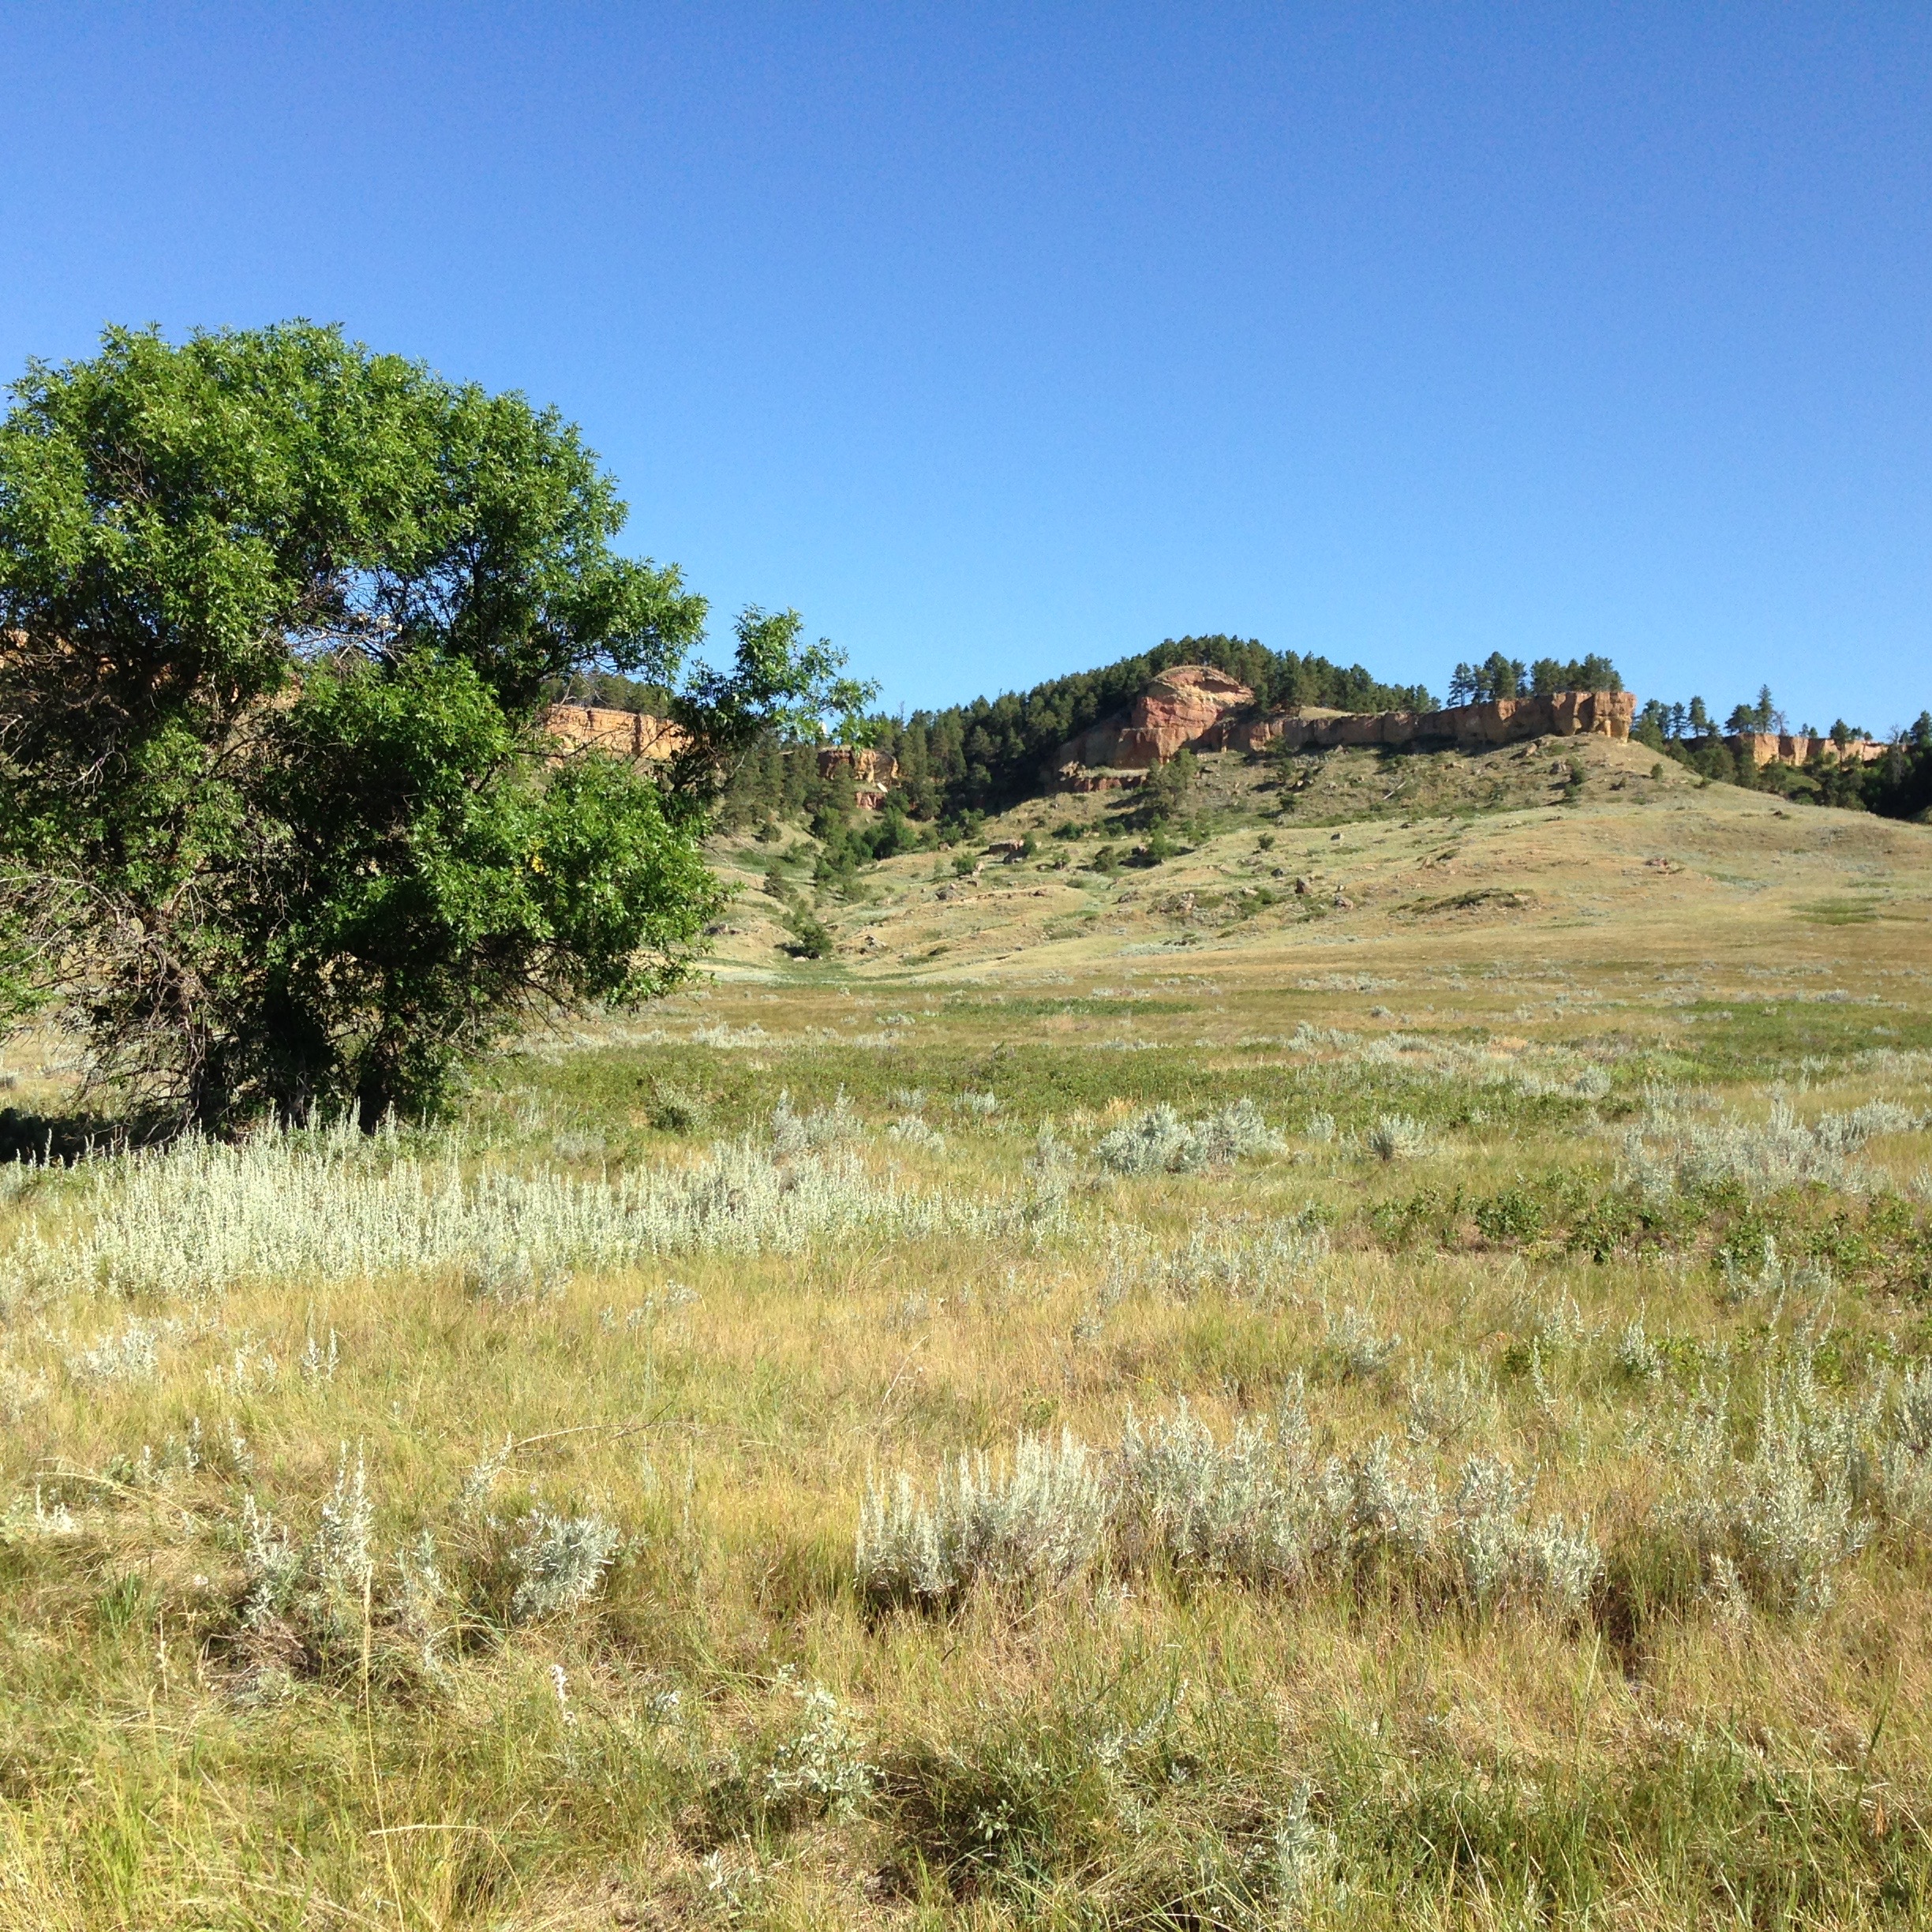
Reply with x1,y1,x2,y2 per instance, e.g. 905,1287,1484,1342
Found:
2,769,1930,1927
704,731,1931,992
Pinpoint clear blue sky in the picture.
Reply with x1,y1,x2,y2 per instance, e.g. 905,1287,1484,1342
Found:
3,5,1927,731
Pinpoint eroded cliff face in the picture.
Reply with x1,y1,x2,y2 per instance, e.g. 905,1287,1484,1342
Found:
1215,689,1636,754
1726,732,1885,769
542,704,688,760
816,745,899,785
1056,664,1255,769
1051,671,1634,780
816,743,899,807
538,719,903,807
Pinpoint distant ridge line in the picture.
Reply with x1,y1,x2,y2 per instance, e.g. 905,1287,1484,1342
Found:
1052,662,1635,780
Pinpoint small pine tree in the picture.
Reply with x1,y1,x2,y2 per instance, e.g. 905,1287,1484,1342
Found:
1139,748,1198,826
1474,653,1526,702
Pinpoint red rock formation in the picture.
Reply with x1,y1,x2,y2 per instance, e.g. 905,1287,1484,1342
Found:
816,745,899,784
1057,664,1254,770
1052,671,1635,780
1056,768,1143,792
1213,690,1635,755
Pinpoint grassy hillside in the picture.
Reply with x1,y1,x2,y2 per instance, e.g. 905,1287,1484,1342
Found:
703,728,1930,982
2,762,1931,1926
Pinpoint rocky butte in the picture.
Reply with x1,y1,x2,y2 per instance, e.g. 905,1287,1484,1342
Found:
1054,663,1257,769
546,669,1883,800
1052,663,1635,784
541,707,900,807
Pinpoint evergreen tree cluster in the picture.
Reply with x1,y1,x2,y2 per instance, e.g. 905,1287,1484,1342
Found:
1631,687,1785,751
712,633,1433,830
1447,653,1623,704
1721,687,1783,734
881,634,1434,820
1870,717,1932,821
550,668,675,713
1631,686,1931,821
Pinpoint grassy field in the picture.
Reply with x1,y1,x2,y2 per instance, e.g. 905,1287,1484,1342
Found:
3,745,1932,1928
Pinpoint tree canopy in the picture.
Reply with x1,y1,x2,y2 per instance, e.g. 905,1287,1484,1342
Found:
0,322,865,1127
1448,653,1622,705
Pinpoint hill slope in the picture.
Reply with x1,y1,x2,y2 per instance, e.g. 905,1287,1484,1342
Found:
702,729,1932,989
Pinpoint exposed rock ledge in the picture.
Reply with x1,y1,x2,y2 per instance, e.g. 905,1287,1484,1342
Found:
543,703,688,761
1055,664,1254,769
1726,731,1884,769
1216,687,1635,754
1054,664,1633,781
542,709,901,808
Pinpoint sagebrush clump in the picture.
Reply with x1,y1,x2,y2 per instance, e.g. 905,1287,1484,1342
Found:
1097,1099,1282,1174
856,1432,1106,1606
862,1396,1602,1619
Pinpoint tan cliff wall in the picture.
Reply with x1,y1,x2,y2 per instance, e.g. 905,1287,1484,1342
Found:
1215,688,1635,756
1053,668,1634,781
816,743,899,808
816,745,899,785
1726,731,1885,769
542,703,688,762
540,714,902,808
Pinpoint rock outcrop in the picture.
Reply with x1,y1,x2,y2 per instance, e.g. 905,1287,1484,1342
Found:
816,745,898,784
541,714,903,808
817,744,898,809
1726,732,1885,769
1055,664,1255,770
1051,668,1634,783
1214,689,1635,755
1059,768,1142,793
543,703,688,761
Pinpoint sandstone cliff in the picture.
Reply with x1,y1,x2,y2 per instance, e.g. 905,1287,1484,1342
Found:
1055,664,1255,769
543,703,688,761
1051,668,1634,781
816,745,899,784
1214,688,1635,756
1726,731,1885,769
542,713,901,808
816,743,899,807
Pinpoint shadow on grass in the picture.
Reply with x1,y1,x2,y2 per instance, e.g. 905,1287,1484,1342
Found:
0,1103,153,1164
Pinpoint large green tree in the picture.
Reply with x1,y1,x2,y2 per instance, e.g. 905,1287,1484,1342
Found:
0,322,867,1126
